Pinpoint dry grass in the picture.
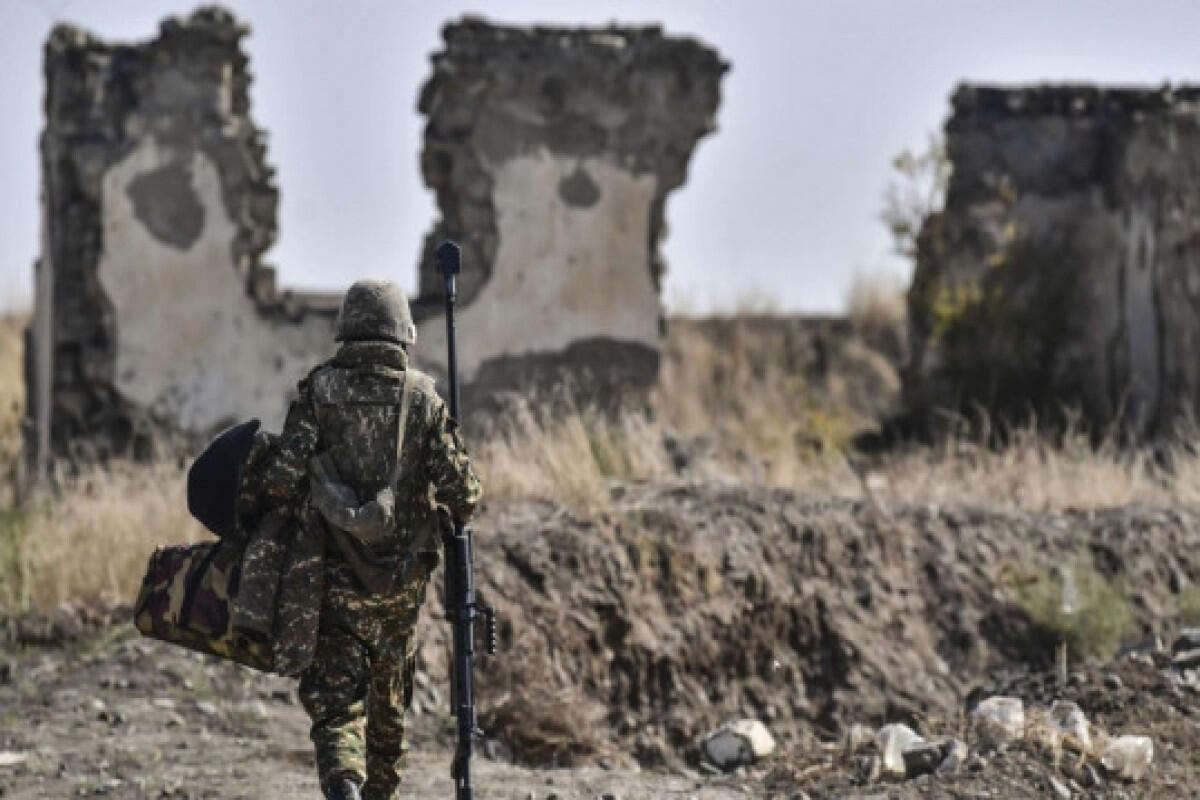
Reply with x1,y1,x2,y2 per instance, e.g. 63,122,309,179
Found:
0,308,205,617
846,270,908,334
0,310,27,499
4,307,1200,618
1,462,206,616
474,403,670,511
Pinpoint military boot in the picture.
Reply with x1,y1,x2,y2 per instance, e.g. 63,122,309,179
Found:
324,777,362,800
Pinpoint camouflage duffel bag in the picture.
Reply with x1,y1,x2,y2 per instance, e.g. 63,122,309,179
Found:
133,540,273,672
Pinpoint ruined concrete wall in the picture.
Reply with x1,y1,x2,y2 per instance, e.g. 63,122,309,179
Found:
32,7,335,463
906,85,1200,437
413,19,727,406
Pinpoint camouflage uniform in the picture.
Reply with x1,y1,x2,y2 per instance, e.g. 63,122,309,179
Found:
261,336,481,799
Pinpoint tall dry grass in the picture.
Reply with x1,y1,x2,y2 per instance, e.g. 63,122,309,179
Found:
1,463,206,615
0,309,207,616
0,311,26,499
4,304,1200,617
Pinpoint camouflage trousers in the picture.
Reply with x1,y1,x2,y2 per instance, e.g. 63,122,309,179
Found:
299,565,426,800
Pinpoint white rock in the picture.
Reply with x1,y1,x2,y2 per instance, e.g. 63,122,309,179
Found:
875,723,925,777
1048,700,1090,752
702,719,776,770
0,751,29,767
936,738,969,776
971,696,1024,747
1100,735,1154,781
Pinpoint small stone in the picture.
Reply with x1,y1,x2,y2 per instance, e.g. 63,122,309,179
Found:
702,719,775,771
1079,763,1099,787
1047,775,1071,799
852,753,881,784
970,696,1024,749
152,697,176,710
0,751,30,767
88,698,107,713
1048,700,1091,752
195,700,218,716
1103,674,1123,691
876,723,924,777
901,738,961,779
1172,648,1200,670
935,739,969,776
1099,735,1154,781
1174,627,1200,653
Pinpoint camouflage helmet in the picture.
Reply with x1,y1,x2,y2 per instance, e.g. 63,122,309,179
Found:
335,279,417,345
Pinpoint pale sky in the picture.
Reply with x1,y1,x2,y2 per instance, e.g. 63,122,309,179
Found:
4,0,1200,313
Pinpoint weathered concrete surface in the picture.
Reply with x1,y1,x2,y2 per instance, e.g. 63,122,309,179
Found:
31,7,336,463
414,19,727,406
907,85,1200,438
30,11,726,463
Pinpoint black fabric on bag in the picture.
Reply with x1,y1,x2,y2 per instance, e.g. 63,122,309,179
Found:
187,419,261,539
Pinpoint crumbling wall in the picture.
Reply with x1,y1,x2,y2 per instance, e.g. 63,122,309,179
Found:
413,19,727,405
31,7,336,464
30,10,726,465
906,85,1200,437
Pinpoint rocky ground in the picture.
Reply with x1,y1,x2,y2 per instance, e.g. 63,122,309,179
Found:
0,630,762,798
4,482,1200,798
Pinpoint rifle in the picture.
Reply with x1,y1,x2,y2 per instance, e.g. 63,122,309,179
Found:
436,240,497,800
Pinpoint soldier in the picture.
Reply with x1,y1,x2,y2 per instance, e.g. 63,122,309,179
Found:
258,279,482,800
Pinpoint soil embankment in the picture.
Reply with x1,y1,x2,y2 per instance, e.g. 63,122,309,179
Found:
5,483,1197,797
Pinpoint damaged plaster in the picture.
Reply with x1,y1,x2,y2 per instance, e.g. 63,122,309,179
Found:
414,19,727,403
30,9,726,463
31,7,335,464
98,137,331,434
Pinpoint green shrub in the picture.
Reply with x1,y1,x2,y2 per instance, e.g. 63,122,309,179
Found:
1012,554,1134,662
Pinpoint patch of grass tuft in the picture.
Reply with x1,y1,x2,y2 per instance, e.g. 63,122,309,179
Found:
1012,554,1135,662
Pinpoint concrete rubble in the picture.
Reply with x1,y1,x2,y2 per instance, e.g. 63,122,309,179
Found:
701,719,776,771
30,7,337,467
907,84,1200,438
28,9,727,464
413,18,727,407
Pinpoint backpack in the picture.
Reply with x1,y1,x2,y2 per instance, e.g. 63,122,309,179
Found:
309,367,435,594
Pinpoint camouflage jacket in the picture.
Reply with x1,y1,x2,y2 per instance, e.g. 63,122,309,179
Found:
259,340,482,576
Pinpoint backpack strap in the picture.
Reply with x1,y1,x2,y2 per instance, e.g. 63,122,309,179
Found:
389,368,417,487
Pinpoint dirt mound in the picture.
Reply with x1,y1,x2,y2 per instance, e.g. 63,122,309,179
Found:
411,484,1200,768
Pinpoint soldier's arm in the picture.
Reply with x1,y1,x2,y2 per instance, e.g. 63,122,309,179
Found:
426,397,482,523
257,376,320,505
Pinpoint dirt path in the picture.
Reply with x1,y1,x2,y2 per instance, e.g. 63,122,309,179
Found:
0,628,758,799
